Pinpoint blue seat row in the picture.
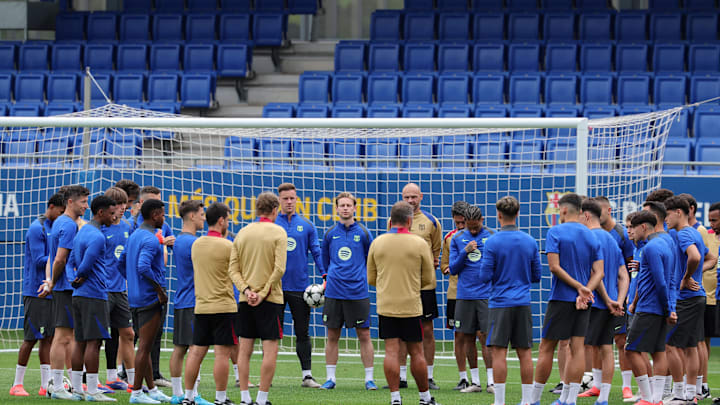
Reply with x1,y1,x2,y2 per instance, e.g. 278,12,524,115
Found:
405,0,718,11
371,9,720,42
334,41,720,75
664,138,720,174
123,0,318,14
56,12,283,46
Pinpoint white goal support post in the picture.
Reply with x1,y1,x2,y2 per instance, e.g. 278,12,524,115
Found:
0,105,681,355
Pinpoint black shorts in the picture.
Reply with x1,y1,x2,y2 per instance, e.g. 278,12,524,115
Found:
626,312,668,354
173,307,195,347
72,296,111,342
487,306,532,349
446,299,456,330
585,307,617,346
193,312,239,346
615,311,628,335
323,297,370,329
421,290,439,320
131,301,165,332
107,292,132,329
379,315,424,342
455,299,489,334
52,290,74,329
23,296,54,341
237,301,283,340
541,300,590,340
667,296,705,349
705,304,718,338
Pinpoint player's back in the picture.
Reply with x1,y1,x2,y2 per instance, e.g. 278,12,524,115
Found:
591,228,624,309
609,223,635,260
191,234,235,314
231,220,287,304
636,235,673,316
124,226,165,308
546,221,602,302
103,220,130,293
173,232,198,310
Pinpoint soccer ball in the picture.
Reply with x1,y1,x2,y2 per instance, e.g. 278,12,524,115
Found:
581,373,594,391
303,283,325,308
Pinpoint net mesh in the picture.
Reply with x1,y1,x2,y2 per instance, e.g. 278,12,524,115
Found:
0,104,680,355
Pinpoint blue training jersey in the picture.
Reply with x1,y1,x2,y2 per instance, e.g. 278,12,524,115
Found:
23,216,53,298
609,223,635,261
47,214,78,292
103,220,130,293
276,213,324,291
479,225,542,308
173,232,198,309
674,226,708,300
636,233,674,316
545,221,603,302
449,227,495,300
592,228,625,310
322,221,373,300
122,223,166,308
71,221,108,300
657,232,679,313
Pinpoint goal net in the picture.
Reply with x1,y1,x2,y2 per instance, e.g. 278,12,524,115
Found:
0,105,681,356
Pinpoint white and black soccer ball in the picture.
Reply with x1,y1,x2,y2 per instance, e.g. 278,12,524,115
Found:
303,283,325,308
581,373,594,391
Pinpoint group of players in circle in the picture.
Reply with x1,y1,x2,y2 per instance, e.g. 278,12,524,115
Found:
8,180,720,405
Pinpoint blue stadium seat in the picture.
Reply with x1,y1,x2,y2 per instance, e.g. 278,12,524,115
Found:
543,0,573,8
403,73,435,105
403,104,435,117
10,103,42,116
80,72,112,105
51,43,82,72
686,0,717,9
181,74,214,107
659,105,688,137
649,0,680,8
650,13,683,41
0,43,16,72
184,44,215,74
545,43,577,73
368,43,400,72
399,137,434,172
687,12,718,42
617,75,650,106
119,14,150,42
543,12,576,41
293,138,327,171
473,74,505,105
186,14,217,42
507,0,538,8
438,43,470,73
509,74,542,105
216,44,250,77
117,44,148,72
690,76,720,104
19,43,49,71
367,73,400,105
219,14,251,42
2,131,37,167
370,10,401,41
475,104,508,117
124,0,152,12
581,74,613,106
580,43,613,73
37,130,70,167
663,138,694,174
221,0,252,11
438,104,473,117
474,138,506,173
331,104,365,118
404,43,435,72
437,0,470,10
47,73,78,103
150,44,182,72
508,13,540,40
508,43,540,72
255,0,285,11
471,0,504,9
328,138,364,170
509,140,544,173
332,73,364,105
288,0,319,14
576,0,609,8
113,73,144,104
583,105,617,119
259,139,293,171
404,13,435,41
45,103,75,116
147,73,179,107
696,139,720,175
653,44,685,73
224,136,256,171
693,107,720,139
545,138,577,173
546,106,580,138
55,13,85,41
335,42,366,72
87,12,117,42
579,12,612,41
155,0,186,12
472,43,504,73
472,13,505,41
14,73,45,103
689,44,720,74
68,131,106,168
106,130,141,168
615,11,647,41
654,75,687,106
367,104,401,117
366,139,399,171
438,73,470,105
405,0,434,10
0,74,13,103
153,13,184,42
545,74,577,106
298,72,330,104
616,44,648,73
437,139,472,172
84,44,114,72
188,0,218,11
262,103,295,117
439,13,470,41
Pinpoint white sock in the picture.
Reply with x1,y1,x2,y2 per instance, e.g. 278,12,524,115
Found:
241,390,251,403
87,374,99,395
697,376,703,394
13,365,26,387
704,382,709,392
487,368,495,386
598,383,611,402
132,389,142,396
302,369,312,378
470,368,480,385
40,364,51,389
664,375,673,396
592,368,602,389
531,381,546,403
256,390,269,405
459,370,468,381
559,382,570,404
216,390,227,402
107,368,117,382
71,370,83,393
150,387,159,394
193,376,200,398
399,366,407,381
171,377,183,397
419,390,431,402
183,388,193,400
391,391,401,403
652,376,667,404
52,369,64,390
127,368,135,387
233,365,239,381
326,365,336,382
637,375,652,402
365,367,374,383
521,383,533,405
567,382,581,405
494,383,506,405
686,384,697,401
621,370,633,389
427,365,434,379
673,381,685,399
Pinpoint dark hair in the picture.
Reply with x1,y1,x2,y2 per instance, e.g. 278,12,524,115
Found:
48,193,66,208
464,205,483,221
140,186,161,197
64,185,90,202
645,188,674,203
206,202,230,226
105,187,128,205
496,196,520,218
625,211,638,223
114,179,140,200
390,201,413,225
643,201,667,223
277,183,296,194
451,201,469,218
677,193,698,211
91,195,117,216
141,199,165,220
664,196,690,216
593,195,610,205
179,200,204,220
256,192,280,216
710,202,720,213
631,210,657,228
581,199,603,219
558,193,582,212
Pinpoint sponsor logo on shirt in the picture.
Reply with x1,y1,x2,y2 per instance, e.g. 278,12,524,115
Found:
114,245,124,260
468,250,482,262
287,237,297,251
338,246,352,261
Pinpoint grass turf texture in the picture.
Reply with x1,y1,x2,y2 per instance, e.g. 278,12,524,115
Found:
3,344,720,405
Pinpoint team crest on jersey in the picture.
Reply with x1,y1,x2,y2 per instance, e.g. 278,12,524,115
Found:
482,238,488,244
124,232,129,238
287,237,297,251
297,225,304,232
353,235,361,242
419,224,426,231
40,327,45,335
545,191,570,226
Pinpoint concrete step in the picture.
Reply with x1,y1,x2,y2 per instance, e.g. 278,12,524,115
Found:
246,85,298,105
245,73,299,88
207,105,264,118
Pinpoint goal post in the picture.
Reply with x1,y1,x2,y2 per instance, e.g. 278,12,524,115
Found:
0,105,681,355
